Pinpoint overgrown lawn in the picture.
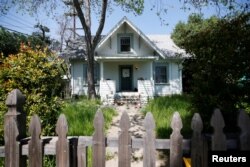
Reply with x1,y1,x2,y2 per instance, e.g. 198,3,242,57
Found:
62,98,117,136
143,95,192,138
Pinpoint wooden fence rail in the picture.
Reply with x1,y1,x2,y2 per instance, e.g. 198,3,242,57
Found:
1,89,250,167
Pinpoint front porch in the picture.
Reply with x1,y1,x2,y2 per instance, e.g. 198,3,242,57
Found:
100,79,154,105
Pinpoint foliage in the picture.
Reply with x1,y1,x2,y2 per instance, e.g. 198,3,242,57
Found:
143,95,192,138
172,13,250,131
0,27,52,57
114,0,144,14
0,44,66,143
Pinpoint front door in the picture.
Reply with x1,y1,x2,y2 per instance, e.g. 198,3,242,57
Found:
120,65,133,91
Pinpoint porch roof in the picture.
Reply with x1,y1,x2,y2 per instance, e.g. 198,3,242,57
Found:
95,55,158,61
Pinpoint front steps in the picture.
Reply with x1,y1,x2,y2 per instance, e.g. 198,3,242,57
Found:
104,92,150,106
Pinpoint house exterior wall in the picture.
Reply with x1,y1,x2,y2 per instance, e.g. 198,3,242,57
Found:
71,60,99,96
70,60,182,96
102,61,152,91
154,62,182,96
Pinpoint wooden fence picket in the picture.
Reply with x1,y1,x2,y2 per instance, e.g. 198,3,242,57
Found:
143,112,156,167
118,112,131,167
191,113,203,167
28,115,42,167
92,110,105,167
210,109,226,151
56,114,69,167
4,89,26,167
238,109,250,150
170,112,183,167
4,117,19,167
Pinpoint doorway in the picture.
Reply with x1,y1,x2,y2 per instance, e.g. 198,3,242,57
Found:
120,65,133,91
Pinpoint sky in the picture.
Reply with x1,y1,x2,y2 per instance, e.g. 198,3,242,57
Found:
0,0,223,41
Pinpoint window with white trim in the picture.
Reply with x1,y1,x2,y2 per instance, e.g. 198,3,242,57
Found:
154,63,168,84
118,34,133,53
120,37,131,52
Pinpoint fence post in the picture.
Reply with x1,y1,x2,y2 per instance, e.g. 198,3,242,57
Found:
28,115,42,167
92,110,105,167
191,113,204,167
56,114,69,167
170,112,183,167
4,89,26,167
210,109,226,150
143,112,156,167
238,109,250,150
118,112,131,167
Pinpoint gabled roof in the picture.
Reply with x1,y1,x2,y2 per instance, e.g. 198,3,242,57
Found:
60,17,188,60
97,17,166,59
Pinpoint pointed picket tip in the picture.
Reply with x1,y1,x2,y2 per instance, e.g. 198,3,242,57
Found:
191,113,203,132
94,109,104,129
29,114,41,136
56,114,68,137
238,109,250,131
6,89,25,106
144,112,155,130
120,111,130,130
171,112,183,130
211,108,225,128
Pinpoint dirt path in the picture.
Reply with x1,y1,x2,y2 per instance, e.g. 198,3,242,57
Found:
105,104,168,167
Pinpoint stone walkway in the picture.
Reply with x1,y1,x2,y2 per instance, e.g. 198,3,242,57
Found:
105,104,168,167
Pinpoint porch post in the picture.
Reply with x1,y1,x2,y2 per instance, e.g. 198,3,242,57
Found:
100,61,104,80
150,62,153,81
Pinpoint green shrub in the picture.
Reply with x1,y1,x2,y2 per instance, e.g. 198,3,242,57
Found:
0,45,65,143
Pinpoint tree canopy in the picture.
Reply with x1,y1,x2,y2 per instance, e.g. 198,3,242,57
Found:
0,26,54,57
172,13,250,131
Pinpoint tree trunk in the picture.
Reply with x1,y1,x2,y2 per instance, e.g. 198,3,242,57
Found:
87,49,96,99
73,0,107,99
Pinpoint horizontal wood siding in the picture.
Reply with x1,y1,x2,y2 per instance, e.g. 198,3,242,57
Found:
100,80,116,100
138,80,154,97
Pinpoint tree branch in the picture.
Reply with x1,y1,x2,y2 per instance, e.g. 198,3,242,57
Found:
93,0,108,48
73,0,92,48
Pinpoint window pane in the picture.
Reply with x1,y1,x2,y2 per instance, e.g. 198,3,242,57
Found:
120,37,130,52
155,66,167,83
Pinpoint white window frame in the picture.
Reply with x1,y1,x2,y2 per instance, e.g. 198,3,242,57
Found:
117,33,133,53
154,63,169,84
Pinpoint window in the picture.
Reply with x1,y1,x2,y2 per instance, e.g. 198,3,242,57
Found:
155,64,168,84
120,37,131,52
117,34,133,53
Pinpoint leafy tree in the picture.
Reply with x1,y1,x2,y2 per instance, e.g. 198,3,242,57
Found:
0,44,66,143
172,13,250,131
0,27,27,57
0,27,56,57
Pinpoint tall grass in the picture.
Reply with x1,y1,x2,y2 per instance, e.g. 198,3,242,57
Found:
45,98,117,166
143,95,192,138
62,98,117,136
